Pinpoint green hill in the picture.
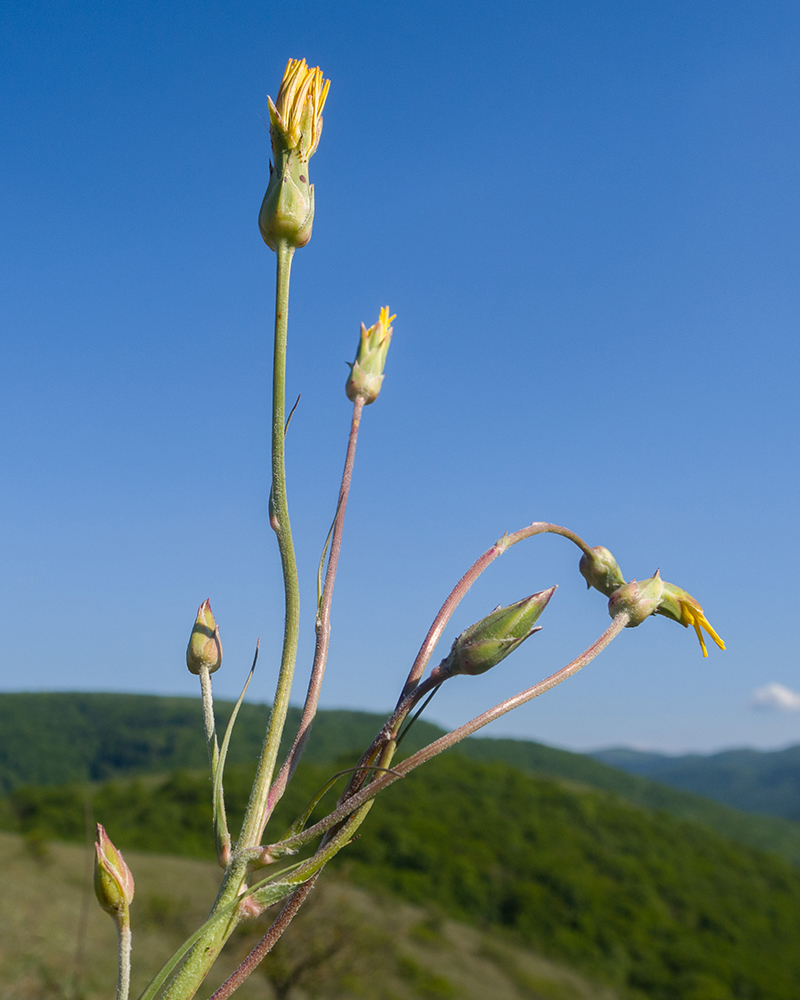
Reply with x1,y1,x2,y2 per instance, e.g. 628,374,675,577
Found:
592,745,800,821
5,755,800,999
2,692,800,864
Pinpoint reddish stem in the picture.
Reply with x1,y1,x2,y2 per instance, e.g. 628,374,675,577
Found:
261,397,365,838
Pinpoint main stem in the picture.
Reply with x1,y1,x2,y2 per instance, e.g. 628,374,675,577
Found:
156,241,300,1000
240,239,300,848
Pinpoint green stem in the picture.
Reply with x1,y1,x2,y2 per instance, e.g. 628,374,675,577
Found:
152,241,301,1000
117,919,131,1000
198,666,219,775
240,239,301,849
262,396,365,833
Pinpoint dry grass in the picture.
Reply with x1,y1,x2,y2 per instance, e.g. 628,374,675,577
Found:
0,832,618,1000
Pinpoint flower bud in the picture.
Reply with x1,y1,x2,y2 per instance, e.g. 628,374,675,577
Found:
94,823,134,919
440,587,557,677
607,572,664,626
655,581,725,657
186,599,222,675
345,307,395,404
259,58,330,251
579,546,626,596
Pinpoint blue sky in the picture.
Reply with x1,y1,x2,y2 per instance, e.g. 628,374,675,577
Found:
2,0,798,753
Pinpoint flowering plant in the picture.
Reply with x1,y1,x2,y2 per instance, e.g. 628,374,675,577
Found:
94,57,723,1000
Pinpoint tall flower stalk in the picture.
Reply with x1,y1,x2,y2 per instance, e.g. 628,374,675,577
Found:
90,56,724,1000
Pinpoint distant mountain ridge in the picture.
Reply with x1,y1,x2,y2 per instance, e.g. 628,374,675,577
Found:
3,692,800,863
591,744,800,822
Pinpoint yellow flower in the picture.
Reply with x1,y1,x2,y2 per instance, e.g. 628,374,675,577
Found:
268,58,330,159
259,59,330,251
656,583,725,657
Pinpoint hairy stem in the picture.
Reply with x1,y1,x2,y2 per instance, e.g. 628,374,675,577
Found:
400,521,594,699
240,239,300,850
263,396,365,834
198,666,219,775
156,242,300,1000
269,614,629,856
207,875,319,1000
117,920,131,1000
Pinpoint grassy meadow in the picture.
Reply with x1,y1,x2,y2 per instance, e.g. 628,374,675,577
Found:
0,831,614,1000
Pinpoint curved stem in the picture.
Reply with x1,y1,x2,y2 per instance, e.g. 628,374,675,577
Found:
240,239,300,849
262,396,365,834
400,521,594,700
270,613,629,856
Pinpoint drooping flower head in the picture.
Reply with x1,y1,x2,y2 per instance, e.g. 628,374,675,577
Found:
655,582,726,657
579,545,626,596
607,572,664,626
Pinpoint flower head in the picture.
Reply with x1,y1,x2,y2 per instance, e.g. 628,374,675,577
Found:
608,572,664,626
94,823,134,921
438,587,557,677
186,599,222,675
268,58,330,160
579,545,626,596
259,59,330,251
346,307,395,404
655,582,725,657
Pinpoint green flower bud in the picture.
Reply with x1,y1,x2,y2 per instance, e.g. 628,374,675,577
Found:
579,545,626,596
440,587,557,677
607,572,664,626
186,599,222,675
94,823,134,920
259,58,329,251
346,307,395,404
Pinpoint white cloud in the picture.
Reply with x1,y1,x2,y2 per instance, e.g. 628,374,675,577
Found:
750,682,800,712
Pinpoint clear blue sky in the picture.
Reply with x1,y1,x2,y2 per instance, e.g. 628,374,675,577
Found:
2,0,798,753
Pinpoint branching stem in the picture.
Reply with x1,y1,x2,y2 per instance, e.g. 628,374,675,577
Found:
269,613,629,857
400,521,594,699
262,395,366,834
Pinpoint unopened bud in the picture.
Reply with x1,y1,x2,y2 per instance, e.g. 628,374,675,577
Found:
94,823,134,920
186,599,222,675
608,572,664,626
439,587,557,677
579,546,626,596
345,307,395,404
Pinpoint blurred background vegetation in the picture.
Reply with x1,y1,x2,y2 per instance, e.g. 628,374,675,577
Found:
2,693,800,999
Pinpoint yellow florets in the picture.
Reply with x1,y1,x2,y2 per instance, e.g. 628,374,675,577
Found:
655,582,726,657
269,58,330,157
675,595,726,657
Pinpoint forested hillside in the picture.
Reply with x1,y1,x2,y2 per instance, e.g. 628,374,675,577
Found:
592,745,800,821
2,692,800,863
4,755,800,999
